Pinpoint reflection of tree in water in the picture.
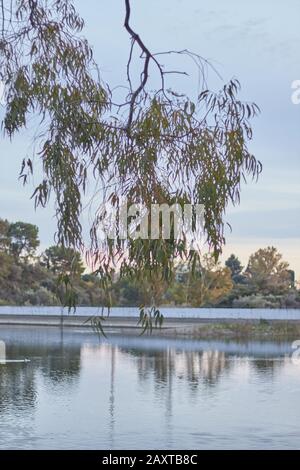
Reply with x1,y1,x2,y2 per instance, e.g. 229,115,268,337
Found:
8,339,81,384
250,357,278,378
187,350,227,387
0,362,36,413
39,345,81,386
121,347,230,390
0,339,81,413
108,346,116,449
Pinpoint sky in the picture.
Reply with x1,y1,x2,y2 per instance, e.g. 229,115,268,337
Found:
0,0,299,277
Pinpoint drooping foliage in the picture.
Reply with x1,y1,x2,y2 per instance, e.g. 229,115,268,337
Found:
0,1,262,322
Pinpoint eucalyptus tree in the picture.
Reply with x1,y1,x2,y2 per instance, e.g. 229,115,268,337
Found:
0,0,262,327
8,221,39,259
43,245,84,277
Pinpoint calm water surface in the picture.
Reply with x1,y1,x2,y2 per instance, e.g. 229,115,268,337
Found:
0,326,299,449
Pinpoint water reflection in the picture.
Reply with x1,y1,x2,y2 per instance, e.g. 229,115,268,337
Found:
0,362,36,411
132,349,228,389
0,326,299,449
0,327,81,416
108,346,116,449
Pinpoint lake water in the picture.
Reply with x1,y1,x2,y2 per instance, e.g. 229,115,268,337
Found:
0,326,300,450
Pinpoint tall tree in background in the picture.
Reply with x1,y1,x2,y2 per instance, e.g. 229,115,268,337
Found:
0,218,10,252
0,1,262,318
246,246,291,295
225,254,246,284
175,255,233,307
43,245,84,277
8,221,39,259
181,255,233,307
225,254,243,276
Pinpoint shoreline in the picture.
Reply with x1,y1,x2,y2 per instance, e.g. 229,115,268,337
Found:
1,314,300,340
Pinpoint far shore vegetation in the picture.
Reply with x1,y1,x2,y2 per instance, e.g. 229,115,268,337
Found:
0,217,299,310
170,320,300,341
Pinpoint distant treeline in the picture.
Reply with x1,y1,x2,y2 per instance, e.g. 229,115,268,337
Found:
0,218,299,308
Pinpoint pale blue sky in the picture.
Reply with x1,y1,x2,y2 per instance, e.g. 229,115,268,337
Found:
0,0,299,276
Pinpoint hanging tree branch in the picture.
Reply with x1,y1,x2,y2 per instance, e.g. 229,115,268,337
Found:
124,0,165,129
0,0,262,331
